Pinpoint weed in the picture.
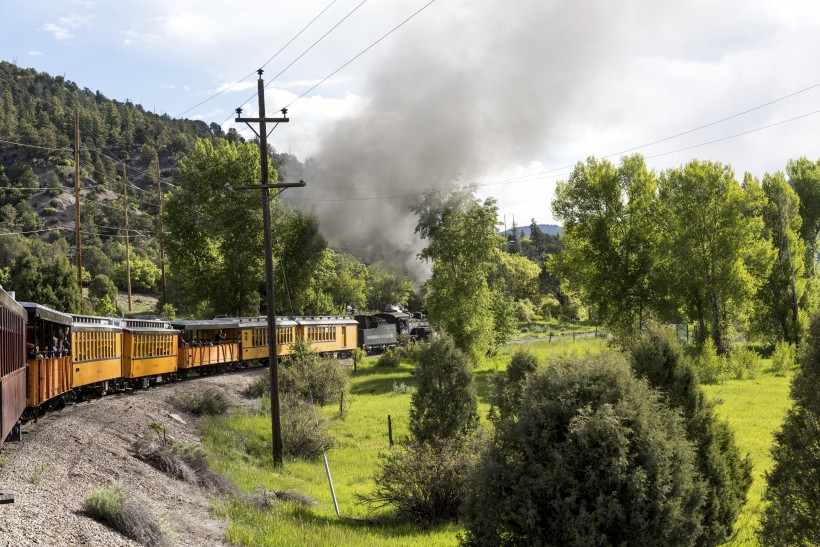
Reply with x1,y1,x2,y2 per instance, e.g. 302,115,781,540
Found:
30,463,54,484
392,381,415,395
770,341,796,373
728,347,762,380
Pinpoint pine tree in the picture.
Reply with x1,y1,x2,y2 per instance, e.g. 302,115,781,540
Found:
760,313,820,545
630,329,752,546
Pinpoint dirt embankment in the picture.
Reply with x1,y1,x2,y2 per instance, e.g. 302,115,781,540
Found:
0,368,267,546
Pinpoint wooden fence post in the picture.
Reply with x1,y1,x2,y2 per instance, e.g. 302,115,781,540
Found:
388,415,394,447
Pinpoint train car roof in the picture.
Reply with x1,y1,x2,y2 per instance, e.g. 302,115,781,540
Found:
71,313,122,332
170,318,241,330
19,302,72,325
0,287,25,318
296,316,358,326
114,318,176,334
235,316,298,328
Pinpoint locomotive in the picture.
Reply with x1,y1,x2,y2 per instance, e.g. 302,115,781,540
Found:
0,283,431,447
354,309,432,353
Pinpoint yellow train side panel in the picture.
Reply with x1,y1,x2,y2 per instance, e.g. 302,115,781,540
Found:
178,343,239,369
305,325,358,354
124,355,177,378
242,345,269,360
71,358,122,388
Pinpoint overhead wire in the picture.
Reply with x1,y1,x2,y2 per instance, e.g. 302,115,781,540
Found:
280,0,439,112
176,0,340,119
222,0,370,127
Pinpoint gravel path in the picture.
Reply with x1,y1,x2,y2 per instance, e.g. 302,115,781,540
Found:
0,367,268,546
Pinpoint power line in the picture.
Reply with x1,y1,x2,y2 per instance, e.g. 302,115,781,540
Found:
224,0,369,127
0,138,72,153
176,0,340,119
281,0,439,111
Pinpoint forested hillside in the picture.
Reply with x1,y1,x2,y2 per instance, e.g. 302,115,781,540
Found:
0,61,235,311
0,63,449,320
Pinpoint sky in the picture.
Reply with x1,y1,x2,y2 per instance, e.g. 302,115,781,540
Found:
3,0,820,270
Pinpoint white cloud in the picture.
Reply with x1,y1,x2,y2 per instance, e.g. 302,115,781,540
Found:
43,23,74,40
213,81,256,94
43,14,93,40
27,50,44,56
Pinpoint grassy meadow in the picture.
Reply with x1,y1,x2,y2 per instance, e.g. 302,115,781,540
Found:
202,336,794,546
702,368,793,545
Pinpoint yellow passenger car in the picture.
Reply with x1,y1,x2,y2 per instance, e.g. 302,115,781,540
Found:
118,319,178,387
238,316,298,361
20,302,73,411
70,314,122,392
295,316,358,357
172,319,241,372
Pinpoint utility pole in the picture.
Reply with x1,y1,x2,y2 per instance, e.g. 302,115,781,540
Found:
234,69,303,468
155,160,168,305
75,110,83,312
123,163,132,312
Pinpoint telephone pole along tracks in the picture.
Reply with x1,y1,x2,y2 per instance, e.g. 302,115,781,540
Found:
234,70,305,468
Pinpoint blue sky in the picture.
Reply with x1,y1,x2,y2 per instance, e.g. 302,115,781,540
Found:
3,0,820,234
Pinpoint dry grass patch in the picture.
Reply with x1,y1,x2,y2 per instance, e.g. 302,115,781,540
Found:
83,482,174,547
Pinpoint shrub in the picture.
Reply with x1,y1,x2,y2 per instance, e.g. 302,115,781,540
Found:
727,347,762,379
280,396,334,460
94,294,117,317
760,314,820,545
84,482,174,547
376,347,402,367
461,351,705,546
514,299,536,322
170,388,230,416
630,329,752,547
280,337,349,406
694,338,726,384
540,295,561,320
489,348,538,421
397,340,424,363
360,436,482,527
770,340,796,373
409,333,478,443
160,303,176,320
243,374,270,399
280,356,348,406
89,274,118,302
351,347,366,369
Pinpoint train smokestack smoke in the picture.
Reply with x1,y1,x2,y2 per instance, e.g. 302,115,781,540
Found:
281,0,660,280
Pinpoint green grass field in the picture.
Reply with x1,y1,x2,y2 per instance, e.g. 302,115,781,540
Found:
702,368,793,546
202,337,794,546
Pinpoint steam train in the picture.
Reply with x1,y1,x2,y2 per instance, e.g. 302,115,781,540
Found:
0,285,430,448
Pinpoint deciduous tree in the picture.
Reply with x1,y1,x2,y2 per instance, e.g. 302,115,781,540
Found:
414,191,505,359
552,154,659,339
658,160,772,352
